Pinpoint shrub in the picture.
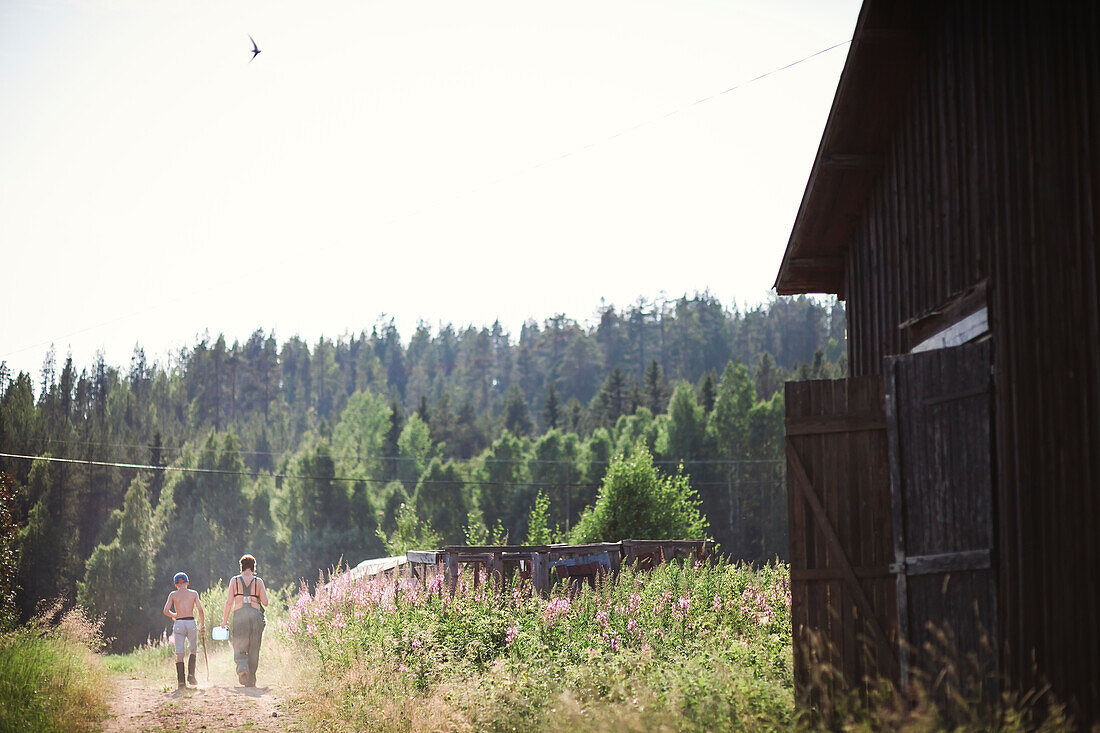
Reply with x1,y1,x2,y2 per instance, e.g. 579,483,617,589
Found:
570,446,709,543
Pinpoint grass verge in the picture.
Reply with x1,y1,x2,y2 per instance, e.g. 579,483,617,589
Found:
0,603,110,733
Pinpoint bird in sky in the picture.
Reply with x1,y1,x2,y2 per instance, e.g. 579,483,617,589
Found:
248,35,261,62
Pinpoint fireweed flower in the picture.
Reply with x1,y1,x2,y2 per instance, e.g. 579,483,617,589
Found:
674,596,691,622
543,597,571,626
505,625,518,648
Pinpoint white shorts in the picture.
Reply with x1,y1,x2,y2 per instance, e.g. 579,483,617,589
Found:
173,619,198,655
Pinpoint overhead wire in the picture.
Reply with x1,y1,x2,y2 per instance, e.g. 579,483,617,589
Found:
2,38,852,369
23,435,783,466
0,451,780,491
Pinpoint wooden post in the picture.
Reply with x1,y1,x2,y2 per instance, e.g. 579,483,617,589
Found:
531,552,550,597
445,555,458,599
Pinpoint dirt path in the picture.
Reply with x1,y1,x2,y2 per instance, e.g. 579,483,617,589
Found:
102,638,305,732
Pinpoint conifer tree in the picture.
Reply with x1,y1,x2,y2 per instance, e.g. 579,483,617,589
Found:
542,383,561,430
78,476,155,649
502,384,533,436
644,359,667,414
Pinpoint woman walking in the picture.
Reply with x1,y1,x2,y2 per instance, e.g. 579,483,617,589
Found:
221,554,269,687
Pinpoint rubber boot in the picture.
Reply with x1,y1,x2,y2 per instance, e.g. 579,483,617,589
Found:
187,654,197,686
176,661,186,688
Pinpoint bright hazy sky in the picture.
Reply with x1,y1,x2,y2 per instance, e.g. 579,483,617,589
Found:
1,0,861,381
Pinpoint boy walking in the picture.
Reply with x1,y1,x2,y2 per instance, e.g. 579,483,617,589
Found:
163,572,205,688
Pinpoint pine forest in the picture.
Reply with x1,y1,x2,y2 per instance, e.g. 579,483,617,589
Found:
0,293,844,649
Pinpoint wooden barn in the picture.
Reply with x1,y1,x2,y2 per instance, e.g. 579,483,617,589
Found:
776,0,1098,723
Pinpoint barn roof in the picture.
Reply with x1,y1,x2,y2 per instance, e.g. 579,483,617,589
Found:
774,0,930,296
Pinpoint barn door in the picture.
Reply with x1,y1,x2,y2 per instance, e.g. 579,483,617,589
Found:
885,339,998,701
785,377,898,696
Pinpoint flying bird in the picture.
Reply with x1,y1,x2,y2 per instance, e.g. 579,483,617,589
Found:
248,35,261,62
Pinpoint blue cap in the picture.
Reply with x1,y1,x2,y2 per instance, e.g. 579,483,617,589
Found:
173,572,189,585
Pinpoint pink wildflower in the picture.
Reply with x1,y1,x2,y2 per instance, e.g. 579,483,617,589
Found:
505,625,518,648
543,597,572,626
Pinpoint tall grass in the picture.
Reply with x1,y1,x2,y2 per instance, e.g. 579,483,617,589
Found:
286,559,794,731
0,602,110,733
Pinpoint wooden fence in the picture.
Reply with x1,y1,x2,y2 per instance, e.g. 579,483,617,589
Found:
399,539,714,596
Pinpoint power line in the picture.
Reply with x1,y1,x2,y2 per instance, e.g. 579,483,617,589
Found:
0,451,780,491
1,38,851,369
0,451,602,489
26,435,782,466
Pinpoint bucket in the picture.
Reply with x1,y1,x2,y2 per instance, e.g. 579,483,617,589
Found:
212,625,229,641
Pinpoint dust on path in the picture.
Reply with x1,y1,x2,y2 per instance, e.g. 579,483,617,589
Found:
102,640,305,732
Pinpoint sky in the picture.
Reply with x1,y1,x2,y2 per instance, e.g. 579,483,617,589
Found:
0,0,862,382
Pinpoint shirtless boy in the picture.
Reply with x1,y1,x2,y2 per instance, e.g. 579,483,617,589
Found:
163,572,205,688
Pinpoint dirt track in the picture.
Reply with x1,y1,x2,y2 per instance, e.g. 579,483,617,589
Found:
103,640,302,732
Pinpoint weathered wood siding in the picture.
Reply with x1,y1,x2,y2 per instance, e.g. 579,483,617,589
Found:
843,0,1100,720
785,377,897,694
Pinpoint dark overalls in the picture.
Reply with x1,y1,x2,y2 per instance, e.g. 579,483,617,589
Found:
231,574,265,686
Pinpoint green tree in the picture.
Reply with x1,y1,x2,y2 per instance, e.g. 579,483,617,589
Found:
529,429,582,532
502,384,533,436
524,491,554,545
378,501,442,555
332,389,391,482
706,362,755,553
643,359,667,414
414,458,468,546
699,370,717,415
14,458,78,619
743,391,787,562
542,383,561,430
753,352,784,402
471,430,530,537
570,447,708,543
77,476,155,649
397,414,433,488
708,363,754,458
664,381,706,462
